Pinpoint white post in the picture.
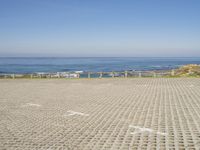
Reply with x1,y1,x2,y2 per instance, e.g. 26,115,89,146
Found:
12,74,15,79
112,72,114,78
88,72,90,78
99,72,102,78
189,69,192,75
125,71,128,78
139,72,141,78
153,72,156,78
171,70,175,76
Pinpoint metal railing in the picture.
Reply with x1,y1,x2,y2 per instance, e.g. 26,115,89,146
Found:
0,70,174,79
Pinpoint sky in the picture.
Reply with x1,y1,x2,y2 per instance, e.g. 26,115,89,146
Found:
0,0,200,57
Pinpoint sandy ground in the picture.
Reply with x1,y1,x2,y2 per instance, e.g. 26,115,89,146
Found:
0,78,200,150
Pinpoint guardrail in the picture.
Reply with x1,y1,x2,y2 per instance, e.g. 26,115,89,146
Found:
0,70,174,79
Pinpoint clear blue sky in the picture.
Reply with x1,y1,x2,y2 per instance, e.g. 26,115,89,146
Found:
0,0,200,57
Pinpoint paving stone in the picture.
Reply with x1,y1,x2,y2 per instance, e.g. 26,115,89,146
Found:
0,79,200,149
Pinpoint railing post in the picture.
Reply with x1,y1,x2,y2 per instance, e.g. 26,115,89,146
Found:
189,69,192,75
125,71,128,78
99,72,102,78
171,70,175,76
139,72,141,78
112,72,114,78
153,72,156,78
88,72,90,78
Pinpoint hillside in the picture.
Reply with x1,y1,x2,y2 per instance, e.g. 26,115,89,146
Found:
174,64,200,77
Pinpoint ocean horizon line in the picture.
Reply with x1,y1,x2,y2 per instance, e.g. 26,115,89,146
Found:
1,56,200,58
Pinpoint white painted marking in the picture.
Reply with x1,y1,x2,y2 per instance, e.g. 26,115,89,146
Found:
21,103,41,107
64,110,89,117
156,131,167,136
129,125,167,136
130,132,142,135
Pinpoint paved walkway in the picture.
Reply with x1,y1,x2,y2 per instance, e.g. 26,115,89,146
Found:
0,79,200,149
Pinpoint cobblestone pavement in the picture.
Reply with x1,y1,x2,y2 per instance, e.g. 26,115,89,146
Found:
0,78,200,150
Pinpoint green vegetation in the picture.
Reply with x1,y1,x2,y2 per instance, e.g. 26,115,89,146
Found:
174,64,200,77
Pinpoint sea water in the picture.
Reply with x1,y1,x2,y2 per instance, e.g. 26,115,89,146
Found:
0,57,199,74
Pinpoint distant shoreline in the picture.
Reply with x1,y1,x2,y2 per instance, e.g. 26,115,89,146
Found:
0,64,199,78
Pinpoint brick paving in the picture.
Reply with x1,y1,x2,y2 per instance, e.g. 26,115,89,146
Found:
0,78,200,150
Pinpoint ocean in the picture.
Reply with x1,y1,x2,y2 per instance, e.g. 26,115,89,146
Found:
0,57,200,74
